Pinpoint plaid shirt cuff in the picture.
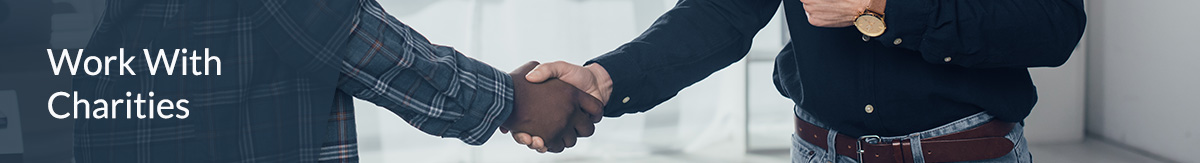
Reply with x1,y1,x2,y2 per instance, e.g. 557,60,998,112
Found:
438,55,514,145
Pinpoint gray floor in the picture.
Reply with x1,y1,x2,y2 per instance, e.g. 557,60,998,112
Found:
1029,139,1173,163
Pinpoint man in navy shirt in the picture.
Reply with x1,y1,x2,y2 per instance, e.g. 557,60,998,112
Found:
514,0,1086,162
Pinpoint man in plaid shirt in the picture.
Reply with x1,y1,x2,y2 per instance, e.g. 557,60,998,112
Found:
73,0,600,162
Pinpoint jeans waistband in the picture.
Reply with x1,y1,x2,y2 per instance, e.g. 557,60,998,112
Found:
794,105,995,142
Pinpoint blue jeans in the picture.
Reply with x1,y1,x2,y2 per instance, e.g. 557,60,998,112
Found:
791,108,1031,163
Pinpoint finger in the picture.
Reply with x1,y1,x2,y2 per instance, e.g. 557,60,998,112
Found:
512,132,532,145
591,114,603,123
534,136,550,152
546,137,566,153
575,122,596,137
499,127,509,134
573,112,596,137
529,135,543,149
525,61,576,83
534,136,547,153
576,92,605,122
563,130,578,148
526,138,542,153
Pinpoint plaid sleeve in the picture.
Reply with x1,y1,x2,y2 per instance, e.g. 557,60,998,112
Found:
334,2,514,145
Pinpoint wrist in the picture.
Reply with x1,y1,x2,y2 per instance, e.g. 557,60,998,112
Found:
504,61,540,126
867,0,887,14
503,73,522,128
583,63,613,104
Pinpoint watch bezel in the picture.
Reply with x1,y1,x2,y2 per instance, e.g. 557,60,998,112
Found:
854,12,886,37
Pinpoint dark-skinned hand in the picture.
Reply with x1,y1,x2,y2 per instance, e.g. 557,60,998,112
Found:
500,61,604,153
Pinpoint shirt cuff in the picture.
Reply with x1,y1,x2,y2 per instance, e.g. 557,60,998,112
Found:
874,0,944,64
587,52,648,117
441,57,515,146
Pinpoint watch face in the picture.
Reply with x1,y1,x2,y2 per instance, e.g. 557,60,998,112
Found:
854,14,886,37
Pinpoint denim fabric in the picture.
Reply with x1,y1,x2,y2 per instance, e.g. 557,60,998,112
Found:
791,108,1031,163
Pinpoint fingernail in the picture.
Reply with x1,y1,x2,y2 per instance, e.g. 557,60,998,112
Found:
527,70,542,78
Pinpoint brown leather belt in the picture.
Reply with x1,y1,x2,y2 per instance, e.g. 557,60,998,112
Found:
795,116,1015,163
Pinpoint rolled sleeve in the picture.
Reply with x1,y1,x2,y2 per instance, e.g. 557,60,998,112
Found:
874,0,933,53
335,2,513,146
437,53,514,145
876,0,1086,68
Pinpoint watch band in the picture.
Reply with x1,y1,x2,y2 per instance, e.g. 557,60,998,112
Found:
866,0,887,15
855,0,888,37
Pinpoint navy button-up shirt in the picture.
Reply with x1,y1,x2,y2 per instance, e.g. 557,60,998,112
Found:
589,0,1086,137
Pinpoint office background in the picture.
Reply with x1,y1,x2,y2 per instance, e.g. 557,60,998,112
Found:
347,0,1195,162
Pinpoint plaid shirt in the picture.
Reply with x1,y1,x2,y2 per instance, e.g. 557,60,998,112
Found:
73,0,513,162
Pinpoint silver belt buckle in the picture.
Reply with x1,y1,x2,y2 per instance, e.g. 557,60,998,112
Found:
857,135,881,163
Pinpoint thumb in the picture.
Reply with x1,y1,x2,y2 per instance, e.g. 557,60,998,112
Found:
525,61,576,83
577,92,605,123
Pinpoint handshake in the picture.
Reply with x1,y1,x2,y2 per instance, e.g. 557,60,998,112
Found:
499,61,612,153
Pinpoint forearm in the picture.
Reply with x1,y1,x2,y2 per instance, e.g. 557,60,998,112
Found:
879,0,1087,68
587,0,780,117
338,49,514,146
336,8,514,145
338,46,514,146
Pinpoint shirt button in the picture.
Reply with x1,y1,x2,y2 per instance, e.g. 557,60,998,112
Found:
862,35,870,42
622,97,631,103
943,57,953,63
893,38,903,45
864,104,875,114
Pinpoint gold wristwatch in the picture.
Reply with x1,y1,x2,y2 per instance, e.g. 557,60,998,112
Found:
854,0,887,37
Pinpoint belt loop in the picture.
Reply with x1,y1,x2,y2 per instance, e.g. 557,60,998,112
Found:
909,134,925,163
826,130,839,161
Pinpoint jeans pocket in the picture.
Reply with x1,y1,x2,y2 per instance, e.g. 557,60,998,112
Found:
960,123,1031,163
792,134,821,163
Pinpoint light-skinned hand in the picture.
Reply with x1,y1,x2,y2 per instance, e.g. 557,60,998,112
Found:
501,61,604,153
799,0,871,27
514,61,613,151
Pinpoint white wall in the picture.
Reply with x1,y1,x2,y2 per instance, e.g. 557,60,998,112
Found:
1024,42,1087,144
350,0,1113,162
1086,0,1200,162
356,0,765,162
